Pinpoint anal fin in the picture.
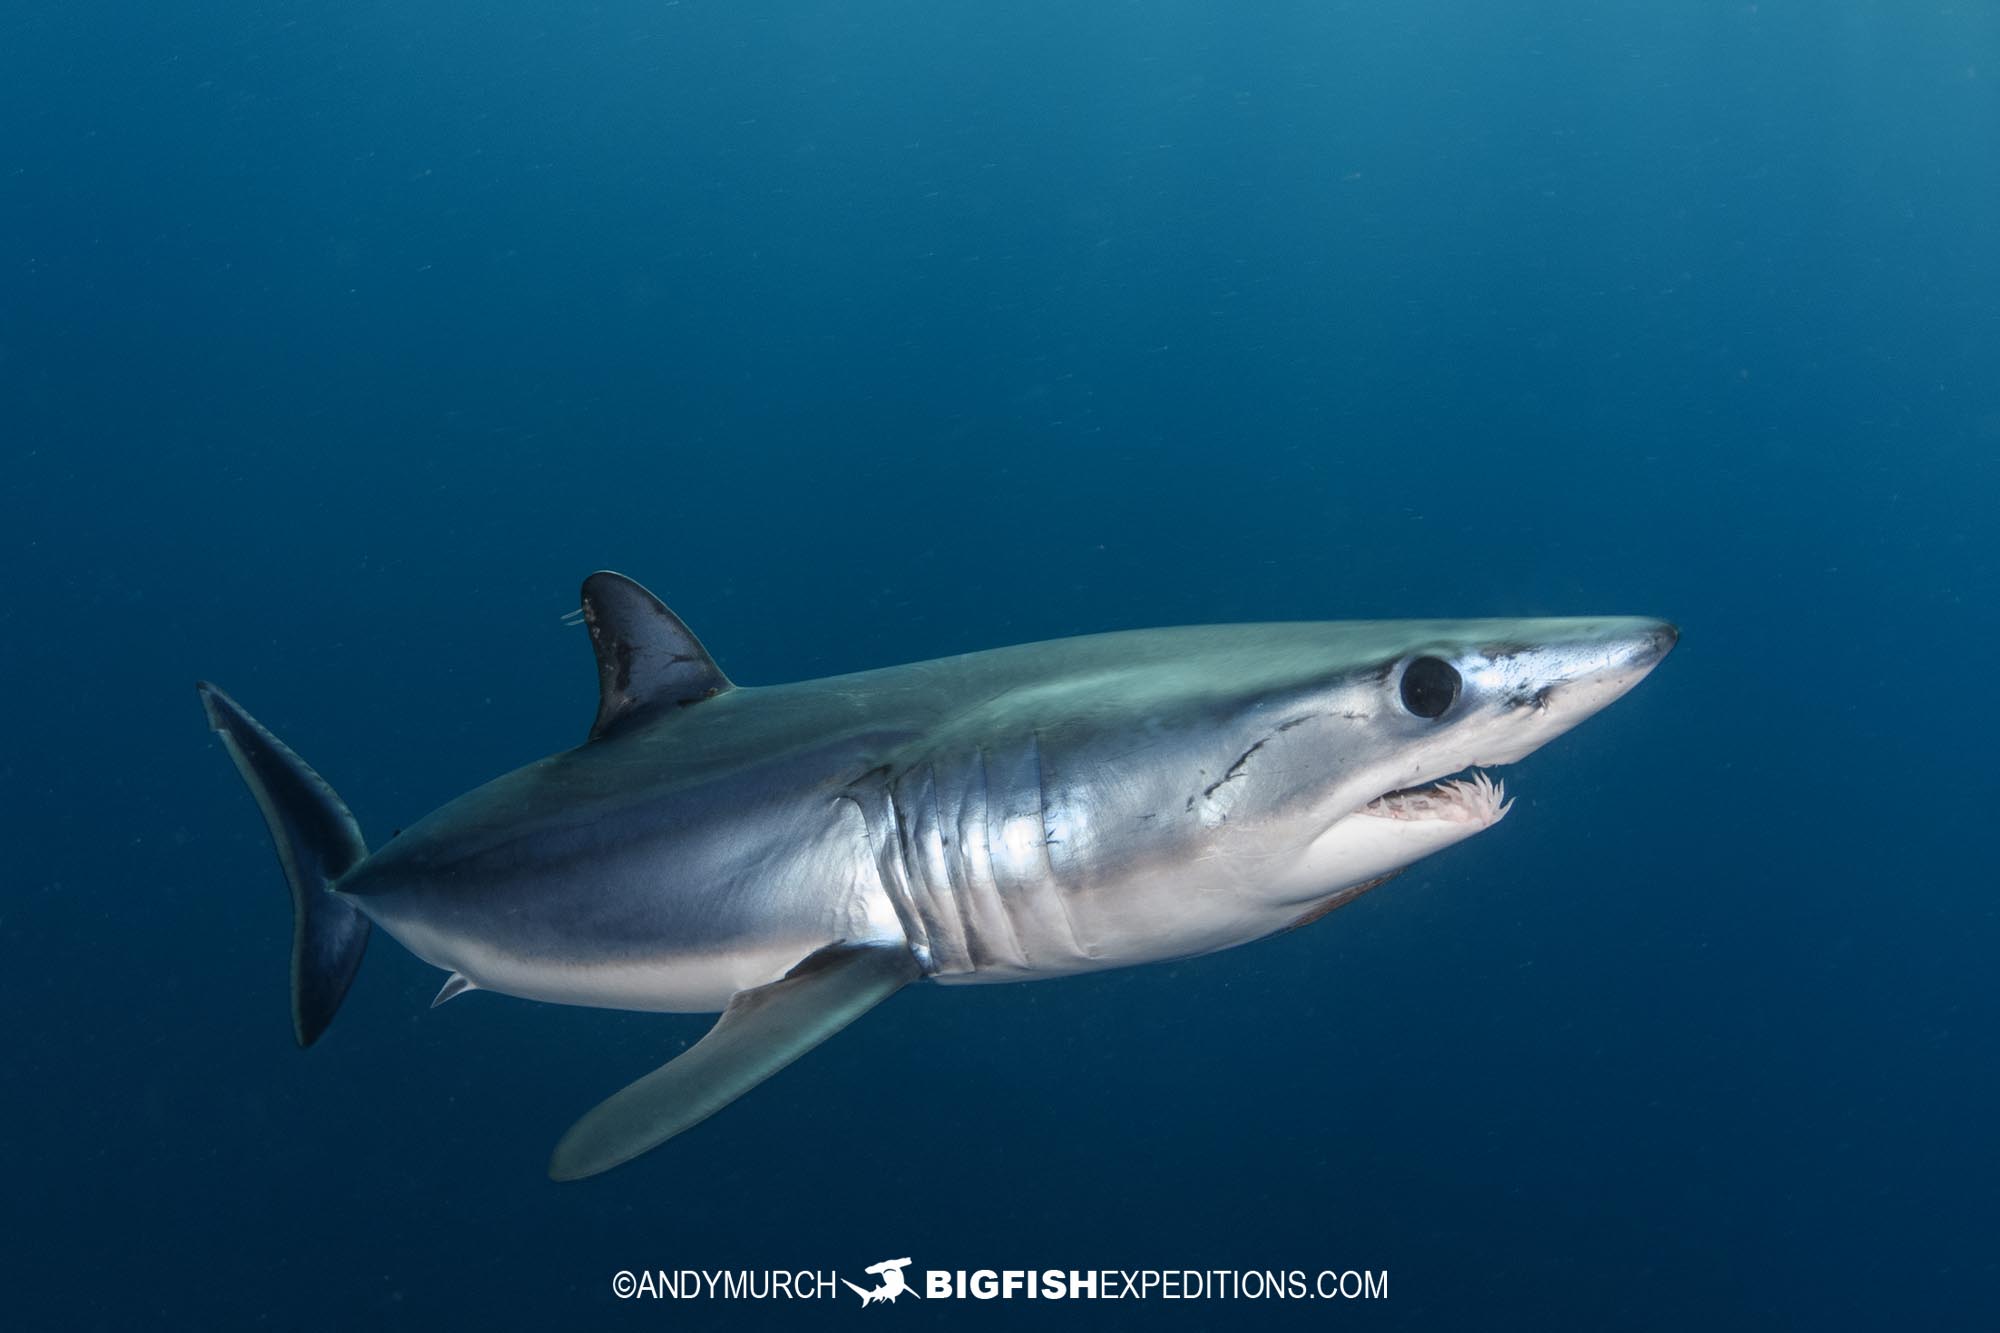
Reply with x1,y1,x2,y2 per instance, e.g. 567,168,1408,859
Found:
431,972,478,1007
548,941,920,1181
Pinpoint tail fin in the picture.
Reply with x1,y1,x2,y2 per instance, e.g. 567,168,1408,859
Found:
197,681,372,1047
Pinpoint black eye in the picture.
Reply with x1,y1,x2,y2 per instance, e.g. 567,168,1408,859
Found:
1399,656,1461,719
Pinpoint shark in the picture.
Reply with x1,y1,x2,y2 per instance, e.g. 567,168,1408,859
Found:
197,571,1676,1180
844,1258,918,1305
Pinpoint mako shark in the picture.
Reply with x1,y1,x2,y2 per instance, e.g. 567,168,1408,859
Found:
198,572,1676,1180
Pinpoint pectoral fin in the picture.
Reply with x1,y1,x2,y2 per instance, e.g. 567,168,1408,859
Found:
548,941,922,1181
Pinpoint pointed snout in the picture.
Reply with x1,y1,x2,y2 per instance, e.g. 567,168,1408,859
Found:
1631,619,1679,669
1456,616,1677,766
1529,615,1678,726
1548,615,1678,696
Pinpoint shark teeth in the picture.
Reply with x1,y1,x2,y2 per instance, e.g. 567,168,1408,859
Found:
1360,768,1512,825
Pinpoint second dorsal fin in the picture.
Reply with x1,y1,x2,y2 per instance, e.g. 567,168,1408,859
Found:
579,571,734,740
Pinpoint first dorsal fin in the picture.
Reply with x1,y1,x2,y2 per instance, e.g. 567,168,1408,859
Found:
579,571,733,740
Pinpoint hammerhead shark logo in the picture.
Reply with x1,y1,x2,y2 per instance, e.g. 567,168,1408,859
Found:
844,1257,919,1305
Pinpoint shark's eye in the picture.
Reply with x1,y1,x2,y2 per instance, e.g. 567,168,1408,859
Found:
1399,657,1461,719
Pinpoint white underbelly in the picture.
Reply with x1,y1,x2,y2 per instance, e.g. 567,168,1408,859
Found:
359,891,906,1014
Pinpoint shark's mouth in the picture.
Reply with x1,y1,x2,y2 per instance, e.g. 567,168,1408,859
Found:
1290,767,1515,905
1356,769,1512,826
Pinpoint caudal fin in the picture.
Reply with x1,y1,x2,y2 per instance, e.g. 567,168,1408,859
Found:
197,681,371,1047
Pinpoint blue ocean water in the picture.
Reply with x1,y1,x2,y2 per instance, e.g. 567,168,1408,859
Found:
6,1,1997,1327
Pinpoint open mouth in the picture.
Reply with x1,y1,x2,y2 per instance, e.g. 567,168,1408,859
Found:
1357,769,1512,826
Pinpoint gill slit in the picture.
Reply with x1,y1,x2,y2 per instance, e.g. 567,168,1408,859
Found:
1033,729,1091,961
927,758,989,968
973,745,1028,966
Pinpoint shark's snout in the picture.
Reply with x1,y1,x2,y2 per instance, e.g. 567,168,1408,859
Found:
1549,616,1676,706
1477,616,1679,752
1633,619,1679,668
1560,615,1678,672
